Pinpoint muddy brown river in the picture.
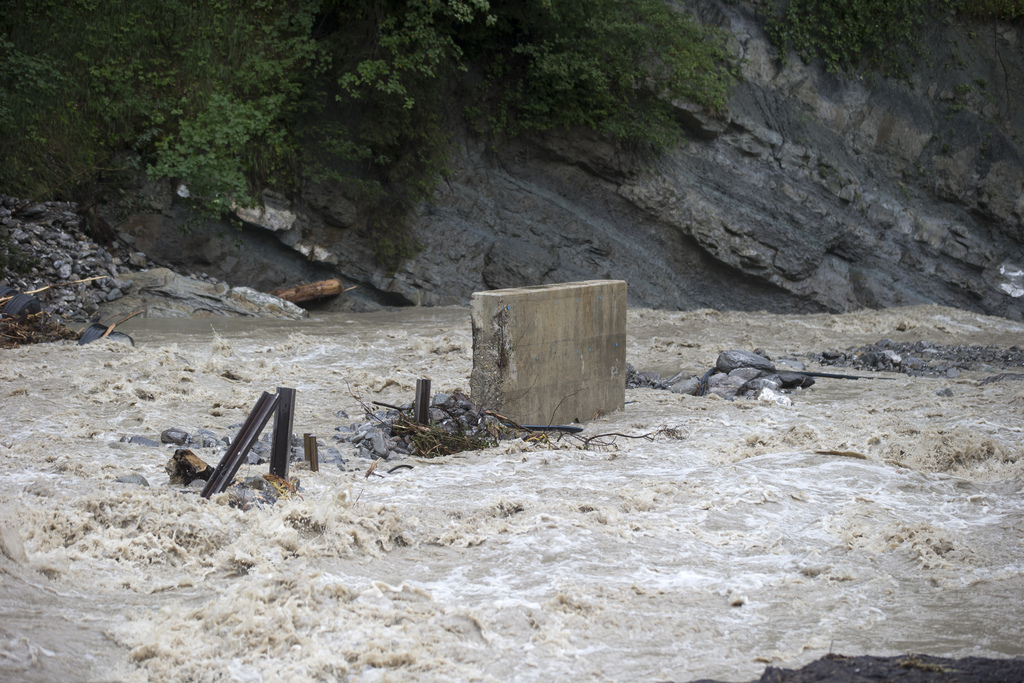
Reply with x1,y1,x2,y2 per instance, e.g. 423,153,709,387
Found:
1,304,1022,681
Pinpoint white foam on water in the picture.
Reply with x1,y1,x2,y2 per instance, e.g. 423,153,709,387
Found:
1,304,1022,681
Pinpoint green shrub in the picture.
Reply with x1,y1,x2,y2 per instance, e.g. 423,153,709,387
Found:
460,0,734,147
0,0,322,205
767,0,1024,75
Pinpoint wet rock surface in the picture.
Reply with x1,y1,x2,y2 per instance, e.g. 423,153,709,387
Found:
0,194,153,321
811,339,1024,377
93,2,1024,321
628,352,814,404
688,653,1024,683
630,338,1024,405
1,194,302,322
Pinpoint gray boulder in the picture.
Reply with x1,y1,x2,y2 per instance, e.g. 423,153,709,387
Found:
96,268,306,319
716,350,776,374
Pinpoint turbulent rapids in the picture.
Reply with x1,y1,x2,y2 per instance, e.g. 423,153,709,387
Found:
1,305,1023,681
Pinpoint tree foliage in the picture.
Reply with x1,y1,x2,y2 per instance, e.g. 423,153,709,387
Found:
766,0,1024,75
1,0,734,265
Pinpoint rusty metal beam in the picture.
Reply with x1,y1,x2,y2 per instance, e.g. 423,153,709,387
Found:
304,433,319,472
201,391,280,498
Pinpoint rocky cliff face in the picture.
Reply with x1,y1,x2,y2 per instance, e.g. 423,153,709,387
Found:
116,1,1024,320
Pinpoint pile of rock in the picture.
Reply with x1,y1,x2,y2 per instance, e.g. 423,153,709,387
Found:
0,194,233,322
814,339,1024,377
0,194,156,321
629,350,815,404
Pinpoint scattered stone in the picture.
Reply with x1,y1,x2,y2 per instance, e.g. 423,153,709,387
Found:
758,387,792,407
746,375,782,393
114,474,150,487
194,429,220,448
708,370,756,397
625,363,671,390
242,475,268,491
633,350,812,402
320,446,347,469
728,367,763,383
370,430,389,457
669,378,701,395
813,339,1023,376
221,474,301,510
123,435,160,447
160,428,191,445
777,371,815,389
221,487,276,511
0,194,154,322
935,387,954,397
246,440,271,465
776,357,806,371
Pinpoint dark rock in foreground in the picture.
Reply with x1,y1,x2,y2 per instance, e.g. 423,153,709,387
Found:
687,653,1024,683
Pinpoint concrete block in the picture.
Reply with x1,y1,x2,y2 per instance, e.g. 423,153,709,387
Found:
470,280,626,425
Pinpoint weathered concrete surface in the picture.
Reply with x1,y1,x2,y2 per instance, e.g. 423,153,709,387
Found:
471,281,626,425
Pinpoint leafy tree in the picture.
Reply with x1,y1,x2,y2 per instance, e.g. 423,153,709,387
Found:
2,0,734,266
0,0,321,207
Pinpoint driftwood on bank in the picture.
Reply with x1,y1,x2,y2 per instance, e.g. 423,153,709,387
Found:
267,278,355,304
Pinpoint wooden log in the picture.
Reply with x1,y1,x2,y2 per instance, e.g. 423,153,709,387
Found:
267,278,353,304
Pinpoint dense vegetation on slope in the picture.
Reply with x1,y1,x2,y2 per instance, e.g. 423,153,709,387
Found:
767,0,1024,75
3,0,1020,267
0,0,733,264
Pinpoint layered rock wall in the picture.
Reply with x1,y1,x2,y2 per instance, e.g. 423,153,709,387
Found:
113,1,1024,319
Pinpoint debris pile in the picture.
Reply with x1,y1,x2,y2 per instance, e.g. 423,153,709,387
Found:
1,195,147,320
0,308,78,349
334,391,512,460
162,447,300,510
625,363,674,390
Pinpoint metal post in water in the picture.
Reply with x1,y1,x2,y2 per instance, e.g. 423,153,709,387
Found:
270,387,296,479
415,378,431,424
304,433,319,472
202,391,281,498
